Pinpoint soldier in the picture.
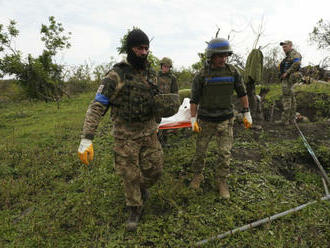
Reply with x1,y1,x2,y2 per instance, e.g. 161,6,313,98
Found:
189,38,252,199
278,40,302,125
157,57,178,146
77,29,164,232
157,57,178,94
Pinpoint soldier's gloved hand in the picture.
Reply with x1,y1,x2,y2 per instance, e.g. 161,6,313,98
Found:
191,117,201,133
243,111,253,129
78,138,94,165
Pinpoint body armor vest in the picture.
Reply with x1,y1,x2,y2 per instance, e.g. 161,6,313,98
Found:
280,59,293,75
111,65,154,122
157,72,173,94
199,64,235,110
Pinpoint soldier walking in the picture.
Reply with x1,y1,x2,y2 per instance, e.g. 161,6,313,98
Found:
78,29,163,232
189,38,252,199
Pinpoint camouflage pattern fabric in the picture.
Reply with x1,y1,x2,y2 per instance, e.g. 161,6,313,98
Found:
82,61,158,140
191,118,234,179
153,93,180,118
280,49,302,123
114,133,163,206
157,71,178,94
281,74,298,123
81,61,163,208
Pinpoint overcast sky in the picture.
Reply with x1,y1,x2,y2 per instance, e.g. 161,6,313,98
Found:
0,0,329,69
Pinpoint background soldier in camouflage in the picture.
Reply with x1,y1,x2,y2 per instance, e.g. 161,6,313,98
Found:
77,29,163,232
278,40,302,125
157,57,178,94
157,57,178,147
190,38,252,199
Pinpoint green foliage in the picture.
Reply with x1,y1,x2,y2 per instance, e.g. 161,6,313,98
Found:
92,57,115,82
262,47,282,84
116,26,139,54
191,52,206,72
147,51,160,71
173,66,194,89
309,19,330,50
40,16,71,56
178,88,191,102
0,17,71,102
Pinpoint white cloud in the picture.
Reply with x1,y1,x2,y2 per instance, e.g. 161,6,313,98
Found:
1,0,329,69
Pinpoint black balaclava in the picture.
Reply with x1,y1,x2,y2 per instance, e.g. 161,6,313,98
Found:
126,29,150,70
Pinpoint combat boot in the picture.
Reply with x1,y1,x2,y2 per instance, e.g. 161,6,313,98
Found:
218,179,230,199
190,174,204,189
126,206,143,232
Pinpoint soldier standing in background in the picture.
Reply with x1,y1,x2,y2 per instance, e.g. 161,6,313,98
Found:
189,38,252,199
77,29,163,232
278,40,302,125
157,57,178,147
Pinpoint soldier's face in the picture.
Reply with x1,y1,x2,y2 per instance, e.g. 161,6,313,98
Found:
212,54,228,67
282,44,292,54
132,45,149,58
161,64,170,73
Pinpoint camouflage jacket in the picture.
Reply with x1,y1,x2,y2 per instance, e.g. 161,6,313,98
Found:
190,63,247,122
82,61,158,140
156,71,178,94
280,49,302,75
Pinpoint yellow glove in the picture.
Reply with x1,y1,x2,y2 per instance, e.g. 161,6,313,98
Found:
243,111,253,129
191,117,201,133
78,138,94,165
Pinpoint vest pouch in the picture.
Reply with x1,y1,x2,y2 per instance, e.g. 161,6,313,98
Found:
200,79,234,110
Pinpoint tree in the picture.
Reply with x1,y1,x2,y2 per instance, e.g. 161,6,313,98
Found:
309,19,330,50
0,16,71,102
262,47,281,84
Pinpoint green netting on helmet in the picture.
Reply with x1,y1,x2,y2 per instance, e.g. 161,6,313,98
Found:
206,38,233,59
160,57,173,67
153,93,180,117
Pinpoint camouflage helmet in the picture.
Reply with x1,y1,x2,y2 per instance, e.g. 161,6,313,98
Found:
206,38,233,59
153,93,180,118
160,57,173,67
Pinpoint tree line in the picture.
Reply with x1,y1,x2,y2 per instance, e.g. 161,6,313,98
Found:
0,17,329,103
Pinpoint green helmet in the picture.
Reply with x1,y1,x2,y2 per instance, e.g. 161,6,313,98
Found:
153,93,180,118
160,57,173,67
206,38,233,59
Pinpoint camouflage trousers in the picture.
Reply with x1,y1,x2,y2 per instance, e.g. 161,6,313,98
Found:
191,118,234,179
113,132,163,206
281,74,297,123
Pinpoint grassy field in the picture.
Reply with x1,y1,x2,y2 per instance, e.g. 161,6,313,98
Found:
0,85,329,247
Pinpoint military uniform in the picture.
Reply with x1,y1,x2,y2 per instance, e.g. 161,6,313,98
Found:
157,71,178,94
156,58,179,146
82,61,163,207
279,48,302,124
190,64,247,180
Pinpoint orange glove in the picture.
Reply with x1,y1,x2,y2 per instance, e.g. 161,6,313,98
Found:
78,138,94,165
191,117,201,133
